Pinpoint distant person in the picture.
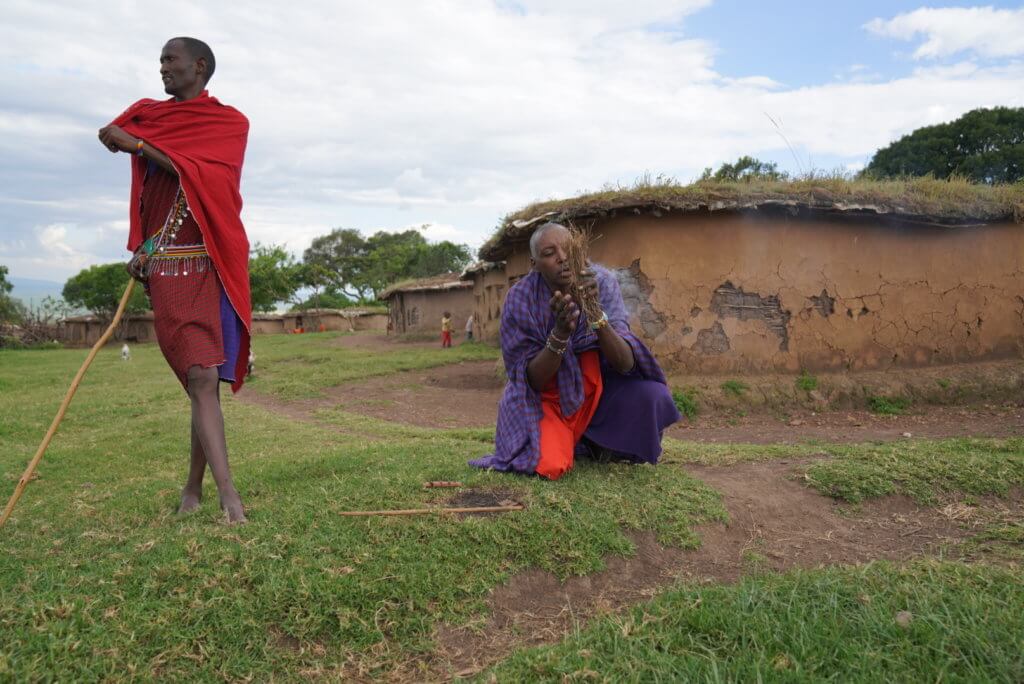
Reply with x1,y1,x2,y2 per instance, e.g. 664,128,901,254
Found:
441,311,453,348
100,37,251,523
470,222,679,480
247,350,255,377
465,313,474,342
121,343,131,361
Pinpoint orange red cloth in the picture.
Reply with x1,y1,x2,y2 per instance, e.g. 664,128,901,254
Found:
535,350,604,480
110,91,252,391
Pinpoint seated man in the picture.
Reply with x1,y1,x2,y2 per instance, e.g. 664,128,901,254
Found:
470,222,680,480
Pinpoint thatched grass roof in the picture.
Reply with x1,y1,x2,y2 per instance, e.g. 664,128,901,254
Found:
479,176,1024,261
380,273,472,300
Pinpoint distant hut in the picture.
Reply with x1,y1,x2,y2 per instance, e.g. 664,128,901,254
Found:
278,308,389,333
63,312,156,346
382,273,474,336
477,178,1024,373
460,261,507,342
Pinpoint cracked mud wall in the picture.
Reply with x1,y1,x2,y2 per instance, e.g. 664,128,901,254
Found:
489,212,1024,373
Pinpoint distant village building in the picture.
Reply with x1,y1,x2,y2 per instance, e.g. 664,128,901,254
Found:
63,309,387,346
471,179,1024,373
64,312,157,346
382,273,474,336
460,261,507,342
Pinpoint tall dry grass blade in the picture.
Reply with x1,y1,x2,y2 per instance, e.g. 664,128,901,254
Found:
565,223,603,325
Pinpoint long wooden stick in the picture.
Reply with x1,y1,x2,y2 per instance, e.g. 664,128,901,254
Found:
340,504,524,517
0,279,136,529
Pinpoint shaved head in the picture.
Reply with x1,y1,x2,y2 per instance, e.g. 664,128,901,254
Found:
168,36,216,83
529,222,568,259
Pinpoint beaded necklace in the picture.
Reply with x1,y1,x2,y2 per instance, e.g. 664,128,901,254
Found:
141,190,210,278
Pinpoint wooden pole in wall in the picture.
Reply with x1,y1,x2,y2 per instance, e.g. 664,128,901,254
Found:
0,279,137,529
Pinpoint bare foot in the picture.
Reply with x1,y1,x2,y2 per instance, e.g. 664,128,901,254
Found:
177,486,202,514
219,491,248,524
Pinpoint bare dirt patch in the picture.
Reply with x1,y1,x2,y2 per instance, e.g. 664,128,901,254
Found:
239,356,1024,443
430,459,1020,679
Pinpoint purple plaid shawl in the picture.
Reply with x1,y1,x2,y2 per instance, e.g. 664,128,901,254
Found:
469,266,668,474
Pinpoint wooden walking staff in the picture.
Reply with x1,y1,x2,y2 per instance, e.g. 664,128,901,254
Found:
0,279,137,529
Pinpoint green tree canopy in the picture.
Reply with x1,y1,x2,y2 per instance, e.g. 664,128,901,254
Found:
302,228,371,300
248,243,303,312
699,156,788,182
302,227,472,301
62,263,148,320
864,107,1024,183
0,265,27,324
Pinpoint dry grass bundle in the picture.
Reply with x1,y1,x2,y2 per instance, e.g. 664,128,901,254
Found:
565,224,603,325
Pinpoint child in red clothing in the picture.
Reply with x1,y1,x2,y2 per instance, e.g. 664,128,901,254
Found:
441,311,453,348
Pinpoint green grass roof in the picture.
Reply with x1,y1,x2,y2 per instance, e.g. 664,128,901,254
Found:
479,176,1024,261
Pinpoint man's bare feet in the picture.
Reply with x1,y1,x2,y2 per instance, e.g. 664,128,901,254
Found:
177,486,202,514
219,490,248,524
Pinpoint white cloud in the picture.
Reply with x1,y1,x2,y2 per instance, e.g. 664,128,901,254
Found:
865,7,1024,59
39,225,74,256
0,1,1023,284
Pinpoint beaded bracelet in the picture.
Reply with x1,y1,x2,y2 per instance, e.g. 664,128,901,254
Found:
549,330,569,345
135,139,145,156
545,340,566,356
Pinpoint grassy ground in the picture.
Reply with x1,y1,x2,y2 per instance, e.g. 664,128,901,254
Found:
0,340,722,680
250,331,500,399
1,335,1021,680
486,560,1024,682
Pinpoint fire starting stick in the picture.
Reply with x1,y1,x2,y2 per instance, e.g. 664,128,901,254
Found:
1,279,137,530
423,481,463,488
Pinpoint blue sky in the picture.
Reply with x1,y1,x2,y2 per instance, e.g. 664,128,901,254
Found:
688,0,1022,86
1,1,1023,292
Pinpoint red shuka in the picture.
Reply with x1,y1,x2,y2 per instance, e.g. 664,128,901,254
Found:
110,91,252,392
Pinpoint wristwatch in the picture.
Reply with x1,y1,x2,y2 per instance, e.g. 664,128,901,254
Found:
590,311,609,330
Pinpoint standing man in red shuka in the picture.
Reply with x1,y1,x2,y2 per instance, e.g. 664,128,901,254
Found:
98,37,251,523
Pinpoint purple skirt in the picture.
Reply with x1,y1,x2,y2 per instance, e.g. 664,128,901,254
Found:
582,359,681,463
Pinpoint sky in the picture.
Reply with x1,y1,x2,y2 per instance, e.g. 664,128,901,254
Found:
1,1,1023,289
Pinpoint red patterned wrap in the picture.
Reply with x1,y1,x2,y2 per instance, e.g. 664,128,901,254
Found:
109,91,251,392
140,165,236,389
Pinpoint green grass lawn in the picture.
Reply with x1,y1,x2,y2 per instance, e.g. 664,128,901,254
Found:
1,336,1021,681
249,331,500,399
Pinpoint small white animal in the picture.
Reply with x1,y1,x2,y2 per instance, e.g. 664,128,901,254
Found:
121,343,131,361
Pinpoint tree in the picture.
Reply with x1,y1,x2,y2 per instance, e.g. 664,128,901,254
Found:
302,228,371,300
290,289,355,311
62,263,149,320
248,243,302,312
409,240,473,280
302,227,472,301
699,156,788,182
864,107,1024,183
0,265,26,324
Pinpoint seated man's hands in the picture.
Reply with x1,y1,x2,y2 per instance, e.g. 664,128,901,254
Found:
577,266,599,303
549,291,580,338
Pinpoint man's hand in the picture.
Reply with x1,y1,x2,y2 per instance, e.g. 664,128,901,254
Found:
98,125,138,154
549,291,579,337
126,251,148,283
577,267,600,303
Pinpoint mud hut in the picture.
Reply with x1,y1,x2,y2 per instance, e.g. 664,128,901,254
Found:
63,312,156,346
382,273,474,336
460,261,507,342
476,178,1024,373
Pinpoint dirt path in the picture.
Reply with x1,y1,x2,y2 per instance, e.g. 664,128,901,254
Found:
238,358,1024,443
429,460,1021,679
